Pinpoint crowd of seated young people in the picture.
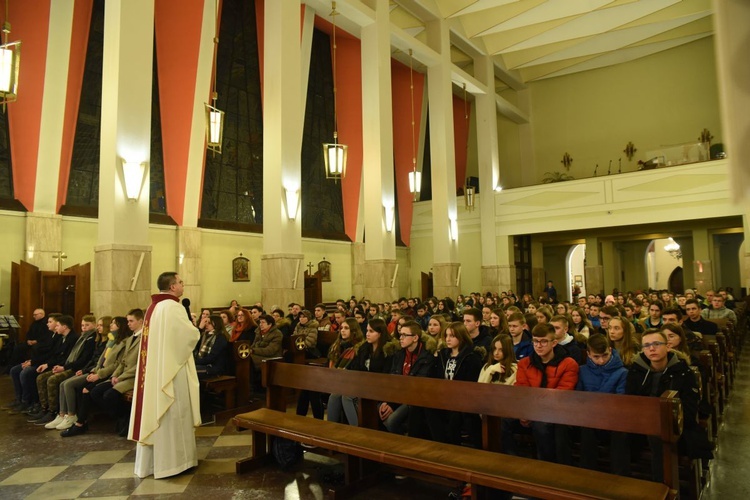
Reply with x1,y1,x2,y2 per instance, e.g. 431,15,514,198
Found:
5,285,733,483
5,309,144,438
282,285,731,488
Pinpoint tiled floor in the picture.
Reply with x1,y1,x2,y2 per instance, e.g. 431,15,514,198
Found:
1,353,747,499
0,379,450,499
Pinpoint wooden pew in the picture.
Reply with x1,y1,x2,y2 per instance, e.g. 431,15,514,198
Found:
201,340,252,412
234,361,681,499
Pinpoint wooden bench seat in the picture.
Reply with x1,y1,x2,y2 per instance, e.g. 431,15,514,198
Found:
236,408,670,500
233,361,682,499
203,375,237,408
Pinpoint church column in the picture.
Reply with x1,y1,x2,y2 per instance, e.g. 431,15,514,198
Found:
743,214,750,295
261,0,304,309
25,0,77,271
474,55,501,293
24,213,63,272
585,237,604,296
425,17,459,299
174,0,221,310
692,228,714,295
177,227,202,309
93,0,155,316
531,239,544,297
360,0,397,303
495,235,516,293
601,239,616,294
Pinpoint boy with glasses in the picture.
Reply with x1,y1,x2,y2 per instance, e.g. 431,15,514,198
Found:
626,329,707,481
379,321,435,436
501,324,578,464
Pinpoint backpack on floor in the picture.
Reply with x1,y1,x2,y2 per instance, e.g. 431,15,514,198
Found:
272,437,302,470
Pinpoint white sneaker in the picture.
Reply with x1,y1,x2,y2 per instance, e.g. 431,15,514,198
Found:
57,414,78,430
45,415,65,429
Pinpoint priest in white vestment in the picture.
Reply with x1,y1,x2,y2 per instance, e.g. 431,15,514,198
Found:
129,272,201,479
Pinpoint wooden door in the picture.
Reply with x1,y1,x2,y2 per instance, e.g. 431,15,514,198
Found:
66,262,91,327
421,272,433,301
304,273,322,310
668,266,684,294
12,261,41,342
41,273,77,320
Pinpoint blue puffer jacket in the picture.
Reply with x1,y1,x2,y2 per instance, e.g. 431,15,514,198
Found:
576,348,627,394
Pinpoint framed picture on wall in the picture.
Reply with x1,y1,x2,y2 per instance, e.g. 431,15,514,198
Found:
318,259,331,282
232,255,250,282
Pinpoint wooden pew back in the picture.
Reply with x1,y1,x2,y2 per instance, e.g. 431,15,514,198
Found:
261,361,682,493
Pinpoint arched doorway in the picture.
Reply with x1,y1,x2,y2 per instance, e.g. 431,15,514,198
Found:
567,244,586,302
646,238,683,291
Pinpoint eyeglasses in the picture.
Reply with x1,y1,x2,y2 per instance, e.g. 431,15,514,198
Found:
399,333,416,339
643,341,667,349
531,339,552,346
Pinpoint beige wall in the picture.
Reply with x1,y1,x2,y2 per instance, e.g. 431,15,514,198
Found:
0,211,25,310
0,212,403,315
498,37,722,187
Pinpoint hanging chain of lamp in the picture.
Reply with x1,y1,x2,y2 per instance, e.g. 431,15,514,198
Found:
322,1,347,181
463,83,475,211
205,0,224,155
0,0,21,106
406,49,420,202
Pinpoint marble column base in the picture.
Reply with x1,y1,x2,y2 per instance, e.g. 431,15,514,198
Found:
693,260,714,296
25,212,63,272
585,266,604,296
363,259,398,304
481,265,516,294
351,243,365,300
93,244,152,316
261,253,304,310
177,227,202,309
433,262,460,299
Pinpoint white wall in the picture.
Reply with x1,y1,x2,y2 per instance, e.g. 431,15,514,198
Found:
569,244,586,301
498,37,722,188
647,239,684,290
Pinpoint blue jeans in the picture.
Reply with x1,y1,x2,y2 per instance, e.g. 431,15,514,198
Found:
383,404,410,434
327,394,358,426
12,365,41,404
502,418,557,462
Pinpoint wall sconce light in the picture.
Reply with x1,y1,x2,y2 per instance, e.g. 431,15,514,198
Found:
383,205,395,233
26,245,34,260
178,253,185,265
120,159,148,201
449,217,458,241
495,185,503,192
283,187,300,220
0,1,21,106
465,182,475,211
322,1,346,181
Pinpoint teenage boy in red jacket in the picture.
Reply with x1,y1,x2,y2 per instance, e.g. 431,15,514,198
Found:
501,323,579,463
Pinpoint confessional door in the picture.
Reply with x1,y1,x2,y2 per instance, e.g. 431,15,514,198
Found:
304,272,322,310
